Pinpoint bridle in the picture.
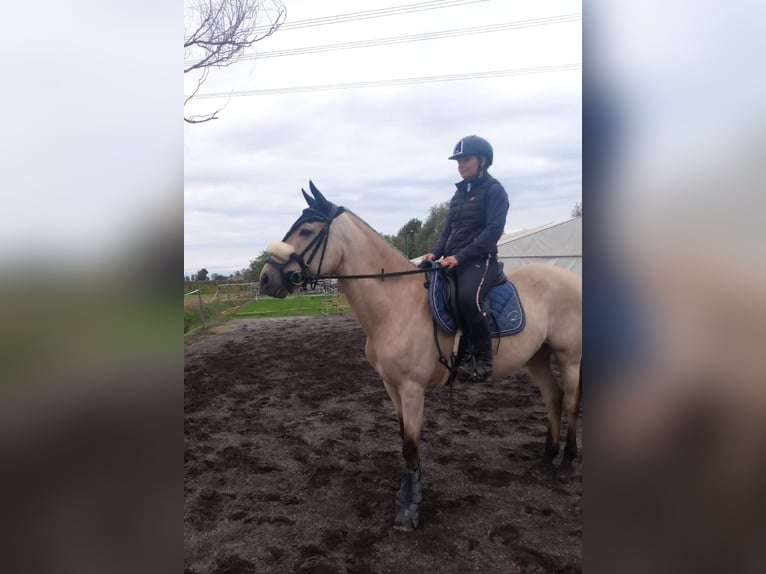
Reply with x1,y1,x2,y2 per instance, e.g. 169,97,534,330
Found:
265,206,443,292
265,212,338,291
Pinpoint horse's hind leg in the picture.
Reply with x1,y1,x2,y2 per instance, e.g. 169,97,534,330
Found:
558,355,582,469
527,346,564,465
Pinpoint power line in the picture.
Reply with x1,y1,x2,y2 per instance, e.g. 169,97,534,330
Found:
250,0,491,33
186,14,581,65
189,63,581,99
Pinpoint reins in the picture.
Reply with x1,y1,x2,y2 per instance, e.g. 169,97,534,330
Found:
267,211,446,290
431,309,459,415
314,266,441,282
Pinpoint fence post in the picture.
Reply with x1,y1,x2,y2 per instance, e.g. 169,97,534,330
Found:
197,285,207,329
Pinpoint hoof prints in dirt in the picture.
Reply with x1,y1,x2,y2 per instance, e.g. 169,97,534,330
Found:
185,315,581,573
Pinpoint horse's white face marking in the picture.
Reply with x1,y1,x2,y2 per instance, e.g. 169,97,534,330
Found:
267,241,295,262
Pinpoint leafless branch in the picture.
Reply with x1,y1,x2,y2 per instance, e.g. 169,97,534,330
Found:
185,113,219,124
184,0,285,123
184,67,210,107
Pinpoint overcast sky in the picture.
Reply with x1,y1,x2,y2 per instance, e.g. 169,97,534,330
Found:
184,0,582,276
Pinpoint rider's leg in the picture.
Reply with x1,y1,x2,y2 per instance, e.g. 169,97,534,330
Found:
456,255,498,382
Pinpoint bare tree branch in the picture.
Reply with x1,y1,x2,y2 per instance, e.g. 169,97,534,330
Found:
185,113,219,124
184,0,285,123
184,66,210,107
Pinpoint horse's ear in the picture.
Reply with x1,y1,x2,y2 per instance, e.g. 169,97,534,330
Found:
308,180,328,206
301,188,316,208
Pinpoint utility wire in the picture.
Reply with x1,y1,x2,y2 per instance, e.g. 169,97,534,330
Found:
249,0,491,33
185,14,581,65
189,63,581,99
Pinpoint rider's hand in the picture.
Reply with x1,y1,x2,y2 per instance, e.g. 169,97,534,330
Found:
422,253,436,262
441,255,459,268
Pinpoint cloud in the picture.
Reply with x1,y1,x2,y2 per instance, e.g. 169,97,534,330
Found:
184,1,581,274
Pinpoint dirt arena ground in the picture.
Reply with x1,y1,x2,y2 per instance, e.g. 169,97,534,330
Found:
184,315,581,573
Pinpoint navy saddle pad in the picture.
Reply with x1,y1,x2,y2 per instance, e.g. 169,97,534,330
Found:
423,261,526,337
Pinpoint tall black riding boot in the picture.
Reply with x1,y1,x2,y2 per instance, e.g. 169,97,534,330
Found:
458,321,493,382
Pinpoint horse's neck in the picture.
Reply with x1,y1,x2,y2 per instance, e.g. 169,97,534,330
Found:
335,214,427,335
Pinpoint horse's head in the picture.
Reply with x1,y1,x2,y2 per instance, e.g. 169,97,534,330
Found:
260,181,345,298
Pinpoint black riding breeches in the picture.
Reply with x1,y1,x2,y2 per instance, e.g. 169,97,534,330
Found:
454,255,499,340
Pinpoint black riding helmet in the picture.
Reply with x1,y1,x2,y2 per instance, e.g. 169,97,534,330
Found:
448,135,493,167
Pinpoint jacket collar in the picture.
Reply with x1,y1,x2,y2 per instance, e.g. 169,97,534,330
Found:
455,173,491,193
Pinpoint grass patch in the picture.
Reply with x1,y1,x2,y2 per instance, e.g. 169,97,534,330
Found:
184,293,350,336
234,294,349,317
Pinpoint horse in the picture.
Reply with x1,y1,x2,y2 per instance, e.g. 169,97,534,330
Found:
259,181,582,531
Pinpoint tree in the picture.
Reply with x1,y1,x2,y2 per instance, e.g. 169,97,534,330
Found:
571,201,582,217
384,203,451,260
184,0,286,123
244,250,270,281
391,218,423,258
197,268,209,281
418,202,450,257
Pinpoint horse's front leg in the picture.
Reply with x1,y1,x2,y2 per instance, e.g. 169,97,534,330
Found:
393,383,425,531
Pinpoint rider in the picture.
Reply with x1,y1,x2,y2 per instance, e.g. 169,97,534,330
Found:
422,135,509,382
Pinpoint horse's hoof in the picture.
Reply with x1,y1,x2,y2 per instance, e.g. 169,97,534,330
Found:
557,459,576,479
559,458,575,472
539,456,556,471
394,505,419,531
393,518,415,532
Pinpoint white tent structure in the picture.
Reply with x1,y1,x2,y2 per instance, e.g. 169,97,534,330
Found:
410,215,582,277
496,216,582,277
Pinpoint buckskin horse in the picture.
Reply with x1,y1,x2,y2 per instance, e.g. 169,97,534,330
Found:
259,182,582,531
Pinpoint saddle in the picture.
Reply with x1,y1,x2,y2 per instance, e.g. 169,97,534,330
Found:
421,260,526,338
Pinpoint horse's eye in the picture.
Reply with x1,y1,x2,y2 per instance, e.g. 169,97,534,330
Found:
299,228,313,237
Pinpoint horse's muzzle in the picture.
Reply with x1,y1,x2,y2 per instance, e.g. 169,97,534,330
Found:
259,265,288,299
